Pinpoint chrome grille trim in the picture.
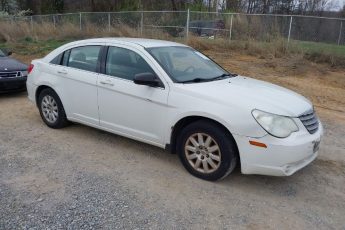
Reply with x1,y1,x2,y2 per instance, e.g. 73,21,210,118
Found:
0,71,21,78
299,113,314,121
303,117,317,126
299,109,319,134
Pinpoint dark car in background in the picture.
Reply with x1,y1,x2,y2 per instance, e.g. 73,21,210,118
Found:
189,19,225,38
0,49,28,93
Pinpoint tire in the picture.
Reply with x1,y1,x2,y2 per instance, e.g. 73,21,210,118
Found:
38,88,69,129
177,120,238,181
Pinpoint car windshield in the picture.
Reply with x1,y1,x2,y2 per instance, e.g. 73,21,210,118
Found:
0,49,5,57
147,46,232,83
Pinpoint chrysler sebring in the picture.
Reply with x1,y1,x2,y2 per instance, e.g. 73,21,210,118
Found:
26,38,322,181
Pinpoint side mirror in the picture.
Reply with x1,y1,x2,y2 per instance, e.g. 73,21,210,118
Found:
134,72,161,87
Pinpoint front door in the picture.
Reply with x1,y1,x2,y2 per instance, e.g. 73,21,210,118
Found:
97,46,169,146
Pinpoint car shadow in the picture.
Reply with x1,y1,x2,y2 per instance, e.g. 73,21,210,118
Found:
217,160,325,199
0,90,27,98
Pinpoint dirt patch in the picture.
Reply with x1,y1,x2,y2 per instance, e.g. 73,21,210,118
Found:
4,173,65,204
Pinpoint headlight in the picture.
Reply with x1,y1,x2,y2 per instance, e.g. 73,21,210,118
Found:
20,71,28,76
252,109,299,138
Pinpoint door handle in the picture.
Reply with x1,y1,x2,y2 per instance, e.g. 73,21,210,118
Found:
57,70,67,75
99,80,114,86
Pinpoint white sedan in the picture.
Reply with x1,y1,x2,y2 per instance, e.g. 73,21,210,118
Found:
26,38,323,181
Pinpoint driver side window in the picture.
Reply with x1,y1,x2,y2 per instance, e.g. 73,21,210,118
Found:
106,47,155,81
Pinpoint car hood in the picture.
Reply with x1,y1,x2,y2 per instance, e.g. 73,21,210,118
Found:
175,76,312,117
0,57,28,71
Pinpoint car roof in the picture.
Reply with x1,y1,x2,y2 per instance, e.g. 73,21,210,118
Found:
77,37,187,48
43,37,188,62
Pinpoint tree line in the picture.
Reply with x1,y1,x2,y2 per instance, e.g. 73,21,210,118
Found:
0,0,344,17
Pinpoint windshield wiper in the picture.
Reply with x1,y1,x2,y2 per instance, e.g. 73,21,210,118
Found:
208,73,237,81
178,73,238,84
178,78,209,83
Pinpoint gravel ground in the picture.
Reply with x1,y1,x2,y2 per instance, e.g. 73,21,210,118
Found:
0,92,345,229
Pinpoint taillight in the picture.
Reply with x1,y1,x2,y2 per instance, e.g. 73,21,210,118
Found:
28,64,34,74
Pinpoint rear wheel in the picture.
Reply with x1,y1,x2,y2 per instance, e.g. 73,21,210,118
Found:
177,120,238,181
38,88,69,129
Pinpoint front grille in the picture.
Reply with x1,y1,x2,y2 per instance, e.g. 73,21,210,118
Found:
299,109,319,134
0,71,21,78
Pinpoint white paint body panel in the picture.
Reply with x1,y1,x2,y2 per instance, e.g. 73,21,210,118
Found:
26,38,323,176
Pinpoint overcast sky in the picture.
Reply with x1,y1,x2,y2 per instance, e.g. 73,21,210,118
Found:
333,0,345,10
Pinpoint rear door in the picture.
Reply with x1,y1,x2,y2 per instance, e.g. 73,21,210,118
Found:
54,44,103,125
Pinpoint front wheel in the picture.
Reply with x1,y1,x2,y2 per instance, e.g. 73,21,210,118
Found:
177,120,238,181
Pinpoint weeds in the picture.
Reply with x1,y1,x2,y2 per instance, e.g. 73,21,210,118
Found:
0,20,344,68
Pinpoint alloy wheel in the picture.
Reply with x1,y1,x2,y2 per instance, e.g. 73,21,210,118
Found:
184,133,221,174
41,95,59,123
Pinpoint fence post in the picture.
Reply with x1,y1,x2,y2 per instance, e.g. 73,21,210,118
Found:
186,9,190,41
108,13,111,32
229,14,233,41
140,11,144,36
338,21,343,45
30,16,33,31
287,16,293,44
79,12,82,30
53,15,56,28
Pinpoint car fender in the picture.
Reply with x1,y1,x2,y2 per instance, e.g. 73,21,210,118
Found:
165,110,238,145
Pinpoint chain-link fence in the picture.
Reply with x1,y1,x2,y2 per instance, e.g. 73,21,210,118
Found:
2,11,344,46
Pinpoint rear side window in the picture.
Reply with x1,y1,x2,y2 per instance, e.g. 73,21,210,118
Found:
67,46,101,72
50,53,63,65
106,46,154,81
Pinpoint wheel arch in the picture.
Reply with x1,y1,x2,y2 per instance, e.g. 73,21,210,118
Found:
168,115,240,161
35,85,66,113
35,85,51,106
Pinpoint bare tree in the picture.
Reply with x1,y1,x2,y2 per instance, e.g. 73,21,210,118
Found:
340,4,345,17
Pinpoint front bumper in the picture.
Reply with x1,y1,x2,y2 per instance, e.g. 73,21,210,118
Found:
234,121,323,176
0,76,27,93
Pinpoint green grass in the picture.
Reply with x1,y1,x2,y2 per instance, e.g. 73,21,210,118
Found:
297,41,345,57
0,38,71,56
1,38,344,67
